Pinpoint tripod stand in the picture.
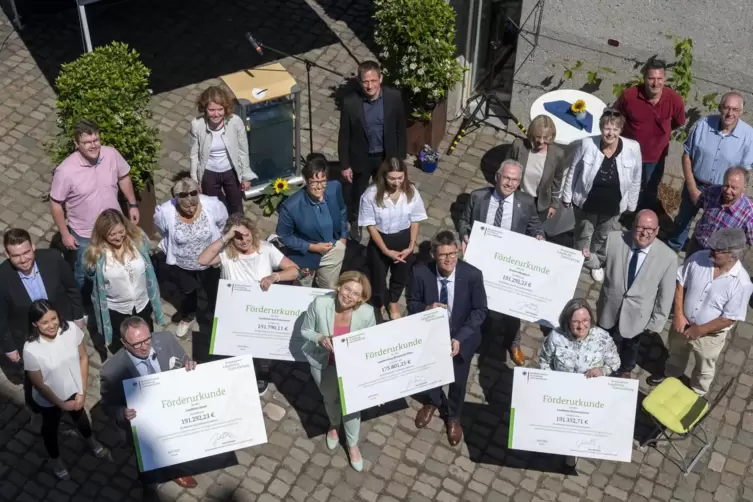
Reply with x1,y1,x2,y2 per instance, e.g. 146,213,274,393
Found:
252,39,347,154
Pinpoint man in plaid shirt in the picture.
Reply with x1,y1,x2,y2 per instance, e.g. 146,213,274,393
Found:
685,166,753,259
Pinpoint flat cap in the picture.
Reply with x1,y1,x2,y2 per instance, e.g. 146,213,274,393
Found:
708,227,746,251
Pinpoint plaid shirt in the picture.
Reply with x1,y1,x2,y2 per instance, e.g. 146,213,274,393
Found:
694,185,753,248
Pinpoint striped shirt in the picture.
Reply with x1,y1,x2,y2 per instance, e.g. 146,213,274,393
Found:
693,185,753,248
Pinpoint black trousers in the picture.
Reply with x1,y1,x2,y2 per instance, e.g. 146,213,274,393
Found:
201,170,244,216
168,265,221,323
108,303,154,353
605,325,641,373
39,394,93,459
367,228,413,309
344,154,383,222
428,349,475,419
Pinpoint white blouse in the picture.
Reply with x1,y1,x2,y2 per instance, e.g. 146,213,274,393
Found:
23,324,85,407
357,185,428,234
219,241,286,283
103,250,149,314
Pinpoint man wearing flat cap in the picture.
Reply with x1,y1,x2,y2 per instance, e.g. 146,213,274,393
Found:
648,228,753,395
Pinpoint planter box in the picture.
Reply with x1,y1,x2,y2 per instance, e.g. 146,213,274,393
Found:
406,99,447,156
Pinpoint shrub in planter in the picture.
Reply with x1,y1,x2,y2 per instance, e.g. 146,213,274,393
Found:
374,0,464,122
48,42,160,191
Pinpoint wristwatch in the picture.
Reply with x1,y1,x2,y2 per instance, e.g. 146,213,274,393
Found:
127,202,139,208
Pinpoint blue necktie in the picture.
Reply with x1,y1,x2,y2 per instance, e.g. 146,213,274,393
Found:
627,249,640,290
439,279,448,305
493,200,505,227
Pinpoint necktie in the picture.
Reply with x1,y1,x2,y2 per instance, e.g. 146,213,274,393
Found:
627,249,640,290
141,359,156,375
439,279,449,305
493,198,505,227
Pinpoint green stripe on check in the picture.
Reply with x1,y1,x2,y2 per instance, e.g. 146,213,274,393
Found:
508,408,515,449
132,426,144,472
338,376,347,415
209,317,218,354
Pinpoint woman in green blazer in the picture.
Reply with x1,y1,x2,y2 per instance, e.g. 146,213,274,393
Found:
301,271,376,471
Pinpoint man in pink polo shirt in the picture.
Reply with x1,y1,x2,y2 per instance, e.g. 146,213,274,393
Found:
49,119,140,288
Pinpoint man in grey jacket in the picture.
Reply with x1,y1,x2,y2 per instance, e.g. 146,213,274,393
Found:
457,160,544,366
585,210,677,377
100,317,199,490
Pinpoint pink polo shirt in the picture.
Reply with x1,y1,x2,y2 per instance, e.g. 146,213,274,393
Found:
50,146,130,238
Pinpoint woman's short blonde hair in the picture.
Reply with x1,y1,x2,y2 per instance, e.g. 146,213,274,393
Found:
222,213,261,260
196,86,235,117
336,271,371,307
599,109,625,131
527,115,557,144
171,177,200,198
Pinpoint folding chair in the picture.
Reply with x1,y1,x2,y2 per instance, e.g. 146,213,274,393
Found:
640,377,733,475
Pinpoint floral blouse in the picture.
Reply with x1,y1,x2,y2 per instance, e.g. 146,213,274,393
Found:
538,327,621,375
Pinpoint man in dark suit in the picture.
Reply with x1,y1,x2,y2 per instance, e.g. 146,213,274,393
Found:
338,60,407,241
100,317,200,490
408,230,488,446
1,228,84,363
457,159,544,366
276,156,348,289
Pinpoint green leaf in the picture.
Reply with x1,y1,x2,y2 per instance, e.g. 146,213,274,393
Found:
598,66,616,74
563,70,573,80
586,71,598,84
573,61,584,70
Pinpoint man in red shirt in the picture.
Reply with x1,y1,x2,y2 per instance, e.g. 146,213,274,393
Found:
615,59,686,211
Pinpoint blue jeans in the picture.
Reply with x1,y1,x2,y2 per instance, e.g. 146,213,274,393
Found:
667,184,702,251
638,157,666,210
71,229,90,290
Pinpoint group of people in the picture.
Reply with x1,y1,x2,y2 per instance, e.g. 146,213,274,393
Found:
2,56,753,488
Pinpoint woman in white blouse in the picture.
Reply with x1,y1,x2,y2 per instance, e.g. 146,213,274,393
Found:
85,209,165,354
24,300,107,480
198,213,299,395
155,176,228,337
358,158,427,320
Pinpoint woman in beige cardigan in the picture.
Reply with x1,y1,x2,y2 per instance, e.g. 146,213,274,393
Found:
189,86,258,215
300,271,376,471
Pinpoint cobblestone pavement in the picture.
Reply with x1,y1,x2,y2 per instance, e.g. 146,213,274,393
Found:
2,2,753,502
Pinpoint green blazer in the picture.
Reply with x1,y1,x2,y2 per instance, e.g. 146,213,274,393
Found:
300,294,376,369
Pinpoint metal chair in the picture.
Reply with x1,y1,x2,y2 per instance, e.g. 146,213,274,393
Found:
640,377,733,475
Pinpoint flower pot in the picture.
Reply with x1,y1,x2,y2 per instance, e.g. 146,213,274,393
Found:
421,161,438,173
406,99,447,155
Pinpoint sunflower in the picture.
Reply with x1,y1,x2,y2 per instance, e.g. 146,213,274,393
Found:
272,178,289,194
570,99,587,114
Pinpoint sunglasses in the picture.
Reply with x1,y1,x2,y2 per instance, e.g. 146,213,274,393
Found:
602,108,622,117
176,190,199,199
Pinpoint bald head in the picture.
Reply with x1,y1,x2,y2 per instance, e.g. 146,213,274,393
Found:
633,210,659,248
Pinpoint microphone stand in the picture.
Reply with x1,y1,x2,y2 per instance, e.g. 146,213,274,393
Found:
253,39,349,154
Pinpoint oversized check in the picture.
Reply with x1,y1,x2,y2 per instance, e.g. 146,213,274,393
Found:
211,280,331,360
464,220,584,327
509,367,639,461
334,308,455,415
124,356,267,472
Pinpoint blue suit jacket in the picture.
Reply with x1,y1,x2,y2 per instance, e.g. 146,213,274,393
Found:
276,180,348,269
407,260,488,359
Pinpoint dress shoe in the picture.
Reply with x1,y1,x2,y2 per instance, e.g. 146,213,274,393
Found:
173,476,198,488
446,418,463,446
646,374,665,386
414,404,437,429
510,348,526,366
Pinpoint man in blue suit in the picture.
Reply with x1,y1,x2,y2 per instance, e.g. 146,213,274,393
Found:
276,156,348,289
408,230,488,446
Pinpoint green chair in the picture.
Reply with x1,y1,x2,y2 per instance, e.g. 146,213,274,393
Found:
640,377,733,475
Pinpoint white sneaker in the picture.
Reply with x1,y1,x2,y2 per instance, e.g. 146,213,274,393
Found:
590,268,605,282
176,320,192,338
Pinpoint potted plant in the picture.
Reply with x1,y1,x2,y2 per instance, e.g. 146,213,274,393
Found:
48,42,161,237
374,0,464,154
418,144,440,173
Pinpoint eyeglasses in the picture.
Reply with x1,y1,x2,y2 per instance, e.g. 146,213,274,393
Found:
635,226,658,234
339,285,362,298
436,252,459,260
571,320,591,326
176,190,199,198
307,180,327,187
720,106,743,114
126,336,152,349
78,138,101,147
602,108,622,117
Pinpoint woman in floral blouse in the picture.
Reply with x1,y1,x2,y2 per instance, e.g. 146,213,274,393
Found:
537,297,620,469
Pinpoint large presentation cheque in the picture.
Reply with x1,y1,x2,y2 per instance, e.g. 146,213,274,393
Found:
509,367,639,462
211,280,331,361
334,308,455,415
124,356,267,472
464,220,584,326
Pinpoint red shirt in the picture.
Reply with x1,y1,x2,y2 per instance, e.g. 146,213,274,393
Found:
614,86,686,162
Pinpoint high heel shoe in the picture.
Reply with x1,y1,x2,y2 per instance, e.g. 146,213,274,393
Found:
326,430,339,450
348,446,363,472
